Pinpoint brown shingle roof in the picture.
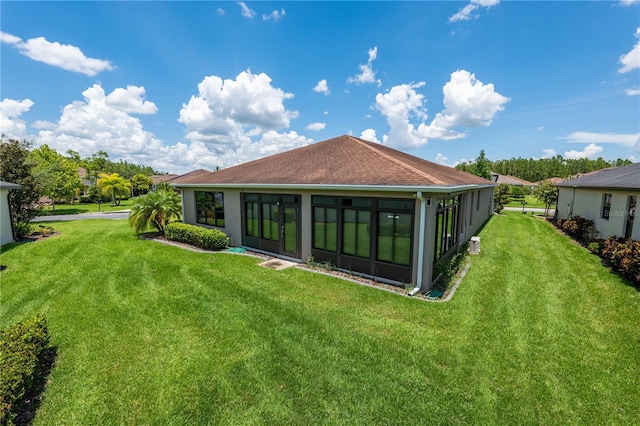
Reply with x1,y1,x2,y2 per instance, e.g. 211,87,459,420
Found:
171,169,212,184
174,135,494,188
151,174,180,185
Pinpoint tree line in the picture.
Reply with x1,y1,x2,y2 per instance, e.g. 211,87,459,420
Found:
455,151,632,183
0,137,164,223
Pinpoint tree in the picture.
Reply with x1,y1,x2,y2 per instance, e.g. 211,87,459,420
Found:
0,138,42,223
534,180,558,216
128,190,182,235
131,174,153,196
473,149,492,180
30,144,82,210
97,173,131,206
493,183,511,214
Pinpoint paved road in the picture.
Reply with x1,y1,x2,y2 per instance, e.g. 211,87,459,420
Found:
503,206,550,214
33,211,130,222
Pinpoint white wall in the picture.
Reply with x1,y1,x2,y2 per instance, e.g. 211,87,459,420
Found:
557,187,640,240
1,190,15,245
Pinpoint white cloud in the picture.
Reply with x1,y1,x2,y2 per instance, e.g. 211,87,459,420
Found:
619,0,640,6
449,0,500,23
313,79,330,95
104,86,158,114
370,70,508,149
619,28,640,74
347,46,382,87
626,88,640,96
237,2,255,19
561,131,640,147
435,153,449,165
217,8,225,16
564,143,604,159
263,9,285,21
541,149,557,158
31,120,56,130
360,129,379,143
178,70,297,152
306,122,326,131
0,98,34,139
536,126,545,131
0,31,114,76
36,84,163,160
430,70,510,129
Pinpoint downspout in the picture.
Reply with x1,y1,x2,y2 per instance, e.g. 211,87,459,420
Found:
409,191,427,296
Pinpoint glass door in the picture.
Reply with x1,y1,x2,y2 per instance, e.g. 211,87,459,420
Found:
282,206,300,256
625,195,636,239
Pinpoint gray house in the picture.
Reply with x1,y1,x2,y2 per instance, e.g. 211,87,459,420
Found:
556,162,639,240
173,135,495,293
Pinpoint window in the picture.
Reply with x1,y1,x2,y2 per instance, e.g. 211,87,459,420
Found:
245,201,259,237
434,195,461,262
601,193,612,220
477,190,481,210
313,206,338,252
343,209,371,258
195,191,224,227
377,211,412,266
469,192,475,225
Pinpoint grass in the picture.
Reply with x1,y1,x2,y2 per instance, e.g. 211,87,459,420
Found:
37,198,136,215
505,194,554,209
1,213,639,424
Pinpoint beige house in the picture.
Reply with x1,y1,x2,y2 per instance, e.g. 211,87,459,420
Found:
556,162,639,240
0,181,21,246
173,135,495,293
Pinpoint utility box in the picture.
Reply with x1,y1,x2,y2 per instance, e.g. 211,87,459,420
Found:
469,236,480,254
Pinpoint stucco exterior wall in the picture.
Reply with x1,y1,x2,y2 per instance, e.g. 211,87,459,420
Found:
557,187,639,240
1,190,15,245
178,186,494,291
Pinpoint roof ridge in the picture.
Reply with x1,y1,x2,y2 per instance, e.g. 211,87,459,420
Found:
349,136,448,185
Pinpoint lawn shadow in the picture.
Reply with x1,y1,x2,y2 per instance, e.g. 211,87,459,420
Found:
14,345,58,426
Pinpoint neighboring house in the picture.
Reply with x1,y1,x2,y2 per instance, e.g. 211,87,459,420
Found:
78,166,93,196
556,162,640,240
0,181,22,245
534,177,564,186
150,174,180,191
173,135,496,293
490,172,535,189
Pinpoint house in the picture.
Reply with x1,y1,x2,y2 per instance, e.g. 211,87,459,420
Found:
490,172,535,189
173,135,496,293
0,181,22,245
150,174,180,191
171,169,212,184
556,162,639,240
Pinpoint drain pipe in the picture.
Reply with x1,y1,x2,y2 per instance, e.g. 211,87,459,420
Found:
409,191,427,296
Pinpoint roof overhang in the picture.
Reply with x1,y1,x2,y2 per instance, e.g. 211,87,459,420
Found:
172,182,496,193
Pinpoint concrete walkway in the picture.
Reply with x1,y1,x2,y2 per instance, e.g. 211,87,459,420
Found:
503,206,550,214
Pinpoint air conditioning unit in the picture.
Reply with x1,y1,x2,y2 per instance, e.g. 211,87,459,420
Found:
469,236,480,254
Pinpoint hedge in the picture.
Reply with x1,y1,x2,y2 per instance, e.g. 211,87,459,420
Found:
164,222,230,251
0,315,51,426
600,237,640,285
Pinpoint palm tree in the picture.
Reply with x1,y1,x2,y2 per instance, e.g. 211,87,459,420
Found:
129,190,182,234
97,173,132,206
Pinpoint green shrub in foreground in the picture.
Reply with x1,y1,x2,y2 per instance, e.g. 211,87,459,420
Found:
165,222,230,251
0,315,51,426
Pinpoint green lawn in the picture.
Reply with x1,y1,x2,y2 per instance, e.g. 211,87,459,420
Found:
37,198,136,215
1,214,638,424
505,194,554,209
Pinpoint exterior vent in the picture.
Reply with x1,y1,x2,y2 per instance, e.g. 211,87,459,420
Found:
469,236,480,254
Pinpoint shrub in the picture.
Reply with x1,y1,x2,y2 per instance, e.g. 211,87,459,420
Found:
600,237,640,285
164,222,229,251
0,315,51,426
13,222,31,239
559,215,598,244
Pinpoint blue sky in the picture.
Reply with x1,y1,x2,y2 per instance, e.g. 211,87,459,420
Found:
1,1,639,174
